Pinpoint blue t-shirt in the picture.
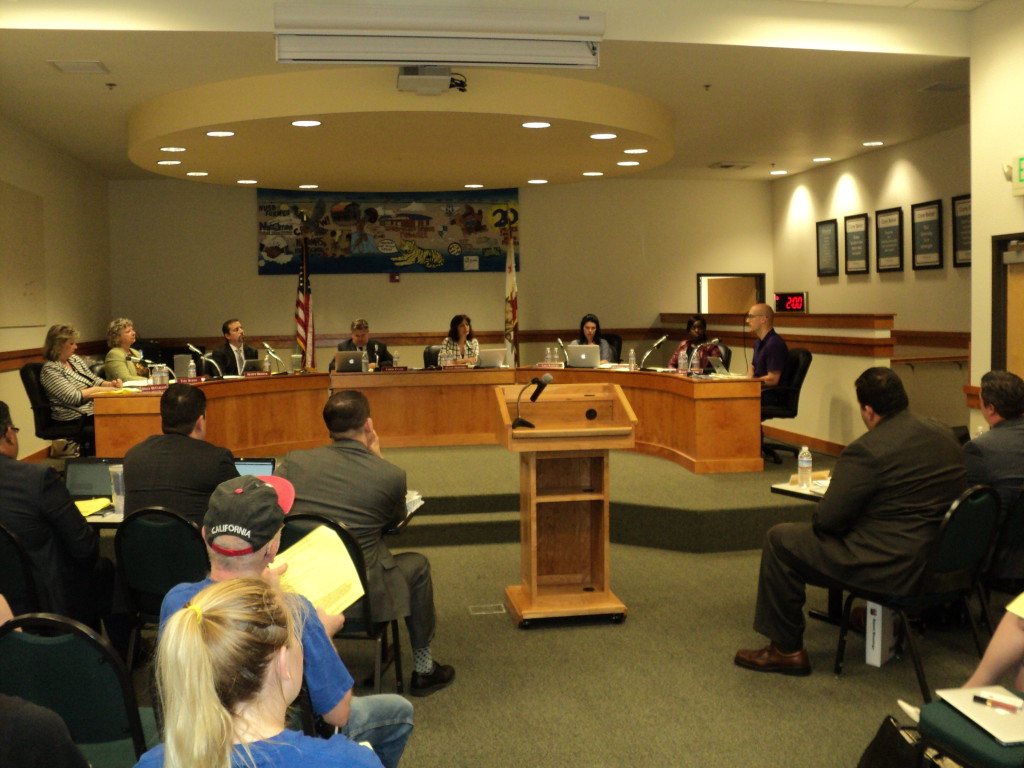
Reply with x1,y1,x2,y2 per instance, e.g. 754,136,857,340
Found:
160,579,353,717
134,728,383,768
752,328,788,379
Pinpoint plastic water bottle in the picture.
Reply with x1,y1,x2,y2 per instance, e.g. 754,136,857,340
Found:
689,348,702,374
798,446,813,488
186,358,196,378
545,347,552,364
628,348,637,371
361,348,369,372
262,354,271,373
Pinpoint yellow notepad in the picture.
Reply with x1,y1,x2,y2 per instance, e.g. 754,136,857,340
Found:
76,498,112,517
275,525,364,615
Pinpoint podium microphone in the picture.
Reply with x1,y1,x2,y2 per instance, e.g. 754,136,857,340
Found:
127,355,155,366
512,373,554,429
188,343,223,378
556,338,570,365
262,341,283,372
639,334,670,370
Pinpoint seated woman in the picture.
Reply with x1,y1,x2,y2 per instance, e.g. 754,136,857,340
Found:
439,314,479,366
135,578,383,768
104,317,149,382
667,314,722,371
569,313,613,364
40,324,121,426
964,591,1024,691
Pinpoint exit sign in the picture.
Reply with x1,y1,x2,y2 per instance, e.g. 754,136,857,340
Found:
1014,156,1024,197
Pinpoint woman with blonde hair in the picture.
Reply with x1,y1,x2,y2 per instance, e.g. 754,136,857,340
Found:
104,318,148,382
40,323,121,425
134,578,382,768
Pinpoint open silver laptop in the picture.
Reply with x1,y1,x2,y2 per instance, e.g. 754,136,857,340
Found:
566,344,600,368
709,357,743,377
333,351,363,372
476,348,507,368
937,687,1024,745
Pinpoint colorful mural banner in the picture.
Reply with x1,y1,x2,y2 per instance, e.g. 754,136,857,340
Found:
257,188,519,275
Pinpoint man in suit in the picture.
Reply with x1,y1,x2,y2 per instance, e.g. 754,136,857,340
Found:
123,383,238,525
963,370,1024,580
329,318,393,372
0,400,111,626
735,367,966,675
208,317,258,376
745,303,789,409
276,390,454,697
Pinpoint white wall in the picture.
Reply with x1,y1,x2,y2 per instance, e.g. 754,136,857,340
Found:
771,125,971,331
0,116,111,455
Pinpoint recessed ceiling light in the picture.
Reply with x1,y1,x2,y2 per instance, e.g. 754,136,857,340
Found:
186,172,208,177
291,120,322,127
157,160,181,166
298,184,319,189
160,146,186,153
582,172,603,177
207,131,235,138
812,157,831,162
464,184,484,189
770,170,788,176
863,141,884,147
590,133,617,140
522,121,550,129
623,148,648,154
617,161,640,167
237,179,258,185
527,179,548,184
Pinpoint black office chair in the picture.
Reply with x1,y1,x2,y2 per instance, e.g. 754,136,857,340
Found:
602,333,623,364
423,344,442,369
89,361,106,378
280,513,404,694
114,507,209,670
19,362,94,454
833,486,1001,703
714,342,732,370
0,613,155,768
0,521,41,616
760,347,813,463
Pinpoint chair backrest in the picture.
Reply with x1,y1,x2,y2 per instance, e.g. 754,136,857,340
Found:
715,342,732,370
0,522,41,615
919,485,1002,597
0,613,147,757
18,362,54,436
423,344,442,369
986,484,1024,580
761,347,813,419
280,512,376,627
602,333,623,364
114,507,209,622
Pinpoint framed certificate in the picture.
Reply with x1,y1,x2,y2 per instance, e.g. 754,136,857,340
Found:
875,207,903,273
952,194,971,267
844,213,869,274
911,199,943,270
816,219,839,277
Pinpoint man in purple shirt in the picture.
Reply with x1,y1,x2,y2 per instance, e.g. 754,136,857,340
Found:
745,303,789,408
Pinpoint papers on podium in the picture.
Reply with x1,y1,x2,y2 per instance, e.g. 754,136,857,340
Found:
275,525,364,615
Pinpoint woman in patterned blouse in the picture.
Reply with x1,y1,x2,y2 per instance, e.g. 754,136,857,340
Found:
40,324,122,423
439,314,479,366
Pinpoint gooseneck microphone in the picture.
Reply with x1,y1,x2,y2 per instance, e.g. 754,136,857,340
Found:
687,338,720,373
556,338,570,365
512,373,554,429
262,341,283,373
639,334,670,370
188,343,223,378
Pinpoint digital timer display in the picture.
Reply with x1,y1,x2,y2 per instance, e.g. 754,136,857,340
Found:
774,292,807,313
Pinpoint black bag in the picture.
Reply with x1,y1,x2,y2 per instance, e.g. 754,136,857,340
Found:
857,715,923,768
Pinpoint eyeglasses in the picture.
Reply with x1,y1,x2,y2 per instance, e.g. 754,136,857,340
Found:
745,314,765,320
5,425,17,433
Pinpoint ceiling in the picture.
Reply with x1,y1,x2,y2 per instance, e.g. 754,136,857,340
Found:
0,22,971,189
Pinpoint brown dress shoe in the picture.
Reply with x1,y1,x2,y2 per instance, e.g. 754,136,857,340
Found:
734,642,811,676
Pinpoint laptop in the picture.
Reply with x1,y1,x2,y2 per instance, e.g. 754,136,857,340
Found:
476,348,507,369
64,457,119,501
334,351,363,372
234,457,276,476
937,687,1024,745
709,357,744,377
566,344,600,369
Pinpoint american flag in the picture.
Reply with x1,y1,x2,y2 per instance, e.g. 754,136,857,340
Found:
295,244,314,369
504,224,518,367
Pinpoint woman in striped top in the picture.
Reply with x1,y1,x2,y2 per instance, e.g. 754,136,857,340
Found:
40,324,122,423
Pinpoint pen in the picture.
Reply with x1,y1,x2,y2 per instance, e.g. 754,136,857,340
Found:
973,694,1022,713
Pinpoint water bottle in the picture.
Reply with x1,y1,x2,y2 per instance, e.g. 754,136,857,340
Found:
689,348,702,375
262,354,271,373
392,351,399,368
186,358,196,378
798,446,813,488
545,347,552,364
628,348,636,371
361,348,369,372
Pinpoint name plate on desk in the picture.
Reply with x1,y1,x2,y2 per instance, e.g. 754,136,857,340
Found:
139,384,169,393
378,366,410,372
535,362,565,369
244,371,272,378
176,376,207,384
440,364,471,370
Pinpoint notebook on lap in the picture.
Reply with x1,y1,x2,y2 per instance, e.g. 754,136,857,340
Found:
566,344,600,368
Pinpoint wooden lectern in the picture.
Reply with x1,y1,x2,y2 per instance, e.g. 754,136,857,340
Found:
495,382,638,627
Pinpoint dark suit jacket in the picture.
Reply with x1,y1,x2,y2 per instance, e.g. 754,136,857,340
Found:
964,415,1024,578
276,439,409,622
208,342,258,376
123,433,239,526
795,410,967,595
0,454,98,616
328,338,393,371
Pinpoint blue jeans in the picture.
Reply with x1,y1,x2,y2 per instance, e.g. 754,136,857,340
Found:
342,694,414,768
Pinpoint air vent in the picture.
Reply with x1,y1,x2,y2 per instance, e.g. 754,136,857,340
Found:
49,60,109,74
708,161,754,171
919,81,967,93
